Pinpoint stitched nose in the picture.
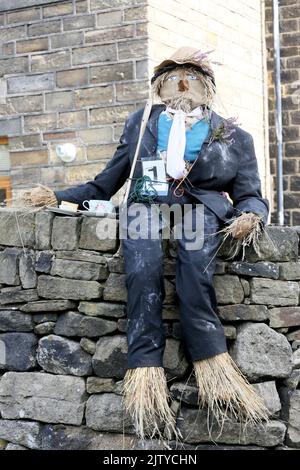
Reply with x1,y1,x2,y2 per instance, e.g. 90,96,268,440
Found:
178,79,189,92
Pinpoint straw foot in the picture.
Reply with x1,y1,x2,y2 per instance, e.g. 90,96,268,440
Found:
122,366,179,442
193,352,270,428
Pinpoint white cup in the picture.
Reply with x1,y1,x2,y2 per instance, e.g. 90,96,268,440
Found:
83,200,115,213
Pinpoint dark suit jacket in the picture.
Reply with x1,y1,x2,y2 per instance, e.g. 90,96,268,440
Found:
54,103,269,225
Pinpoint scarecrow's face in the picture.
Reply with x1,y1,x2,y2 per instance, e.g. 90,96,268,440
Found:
159,67,206,109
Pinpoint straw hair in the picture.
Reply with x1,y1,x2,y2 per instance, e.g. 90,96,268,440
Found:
218,212,264,260
122,366,179,441
193,352,270,430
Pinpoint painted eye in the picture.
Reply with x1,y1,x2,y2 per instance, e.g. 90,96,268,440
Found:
187,75,198,80
167,75,177,81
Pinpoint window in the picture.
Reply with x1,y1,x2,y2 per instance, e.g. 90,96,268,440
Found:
0,136,11,206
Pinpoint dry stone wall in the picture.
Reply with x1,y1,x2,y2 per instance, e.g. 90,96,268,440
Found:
0,208,299,450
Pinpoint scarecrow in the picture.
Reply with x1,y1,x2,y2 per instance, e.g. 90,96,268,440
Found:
22,47,270,441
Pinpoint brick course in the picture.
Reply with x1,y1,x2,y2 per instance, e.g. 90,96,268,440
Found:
265,0,300,225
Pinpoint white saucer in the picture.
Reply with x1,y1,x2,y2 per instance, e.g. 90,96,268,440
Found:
45,206,81,216
77,210,117,218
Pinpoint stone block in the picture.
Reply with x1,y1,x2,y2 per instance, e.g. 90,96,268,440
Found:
19,250,37,288
31,50,71,72
228,261,279,279
74,85,113,107
89,65,133,85
86,377,114,394
28,20,60,36
0,371,86,425
79,217,118,252
269,307,300,328
244,226,298,262
0,310,34,332
0,287,39,305
0,332,37,371
0,420,41,450
35,211,54,250
16,37,48,53
0,248,20,285
252,381,281,416
7,73,55,94
0,118,21,135
230,323,293,380
86,393,133,432
0,210,35,247
286,390,300,448
37,334,92,376
55,249,107,264
51,217,81,250
50,258,108,281
103,273,127,302
214,275,244,304
218,304,268,322
163,338,189,379
63,14,95,31
20,299,75,313
35,251,54,273
177,408,286,447
37,275,102,300
34,322,55,336
10,149,48,167
54,311,117,337
116,80,149,101
92,335,127,379
250,278,299,306
78,301,125,318
117,39,147,60
56,67,88,87
278,262,300,280
72,44,117,65
0,57,28,78
80,338,96,355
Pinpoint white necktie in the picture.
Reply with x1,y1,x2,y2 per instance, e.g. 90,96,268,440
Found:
165,106,205,180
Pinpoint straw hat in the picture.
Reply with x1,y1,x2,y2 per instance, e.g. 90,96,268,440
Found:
151,46,217,86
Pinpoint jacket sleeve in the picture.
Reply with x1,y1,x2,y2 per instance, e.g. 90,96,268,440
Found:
229,130,269,225
54,116,132,210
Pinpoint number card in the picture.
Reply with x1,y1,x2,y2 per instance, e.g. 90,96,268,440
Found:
141,159,169,196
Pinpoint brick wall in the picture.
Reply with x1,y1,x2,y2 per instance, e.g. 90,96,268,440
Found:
265,0,300,225
0,0,149,199
148,0,271,203
0,0,270,209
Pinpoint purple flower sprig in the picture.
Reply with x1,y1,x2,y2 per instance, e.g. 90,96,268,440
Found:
186,49,223,67
207,116,240,147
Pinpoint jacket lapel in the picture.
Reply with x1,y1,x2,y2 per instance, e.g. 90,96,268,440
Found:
203,109,225,144
145,103,166,143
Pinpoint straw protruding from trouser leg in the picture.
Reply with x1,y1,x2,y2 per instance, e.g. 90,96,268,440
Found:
122,366,179,441
193,352,270,428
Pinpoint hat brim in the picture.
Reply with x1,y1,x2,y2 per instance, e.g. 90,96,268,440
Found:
151,61,216,86
153,58,188,73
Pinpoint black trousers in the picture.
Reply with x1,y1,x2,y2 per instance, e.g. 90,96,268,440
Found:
120,190,227,369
